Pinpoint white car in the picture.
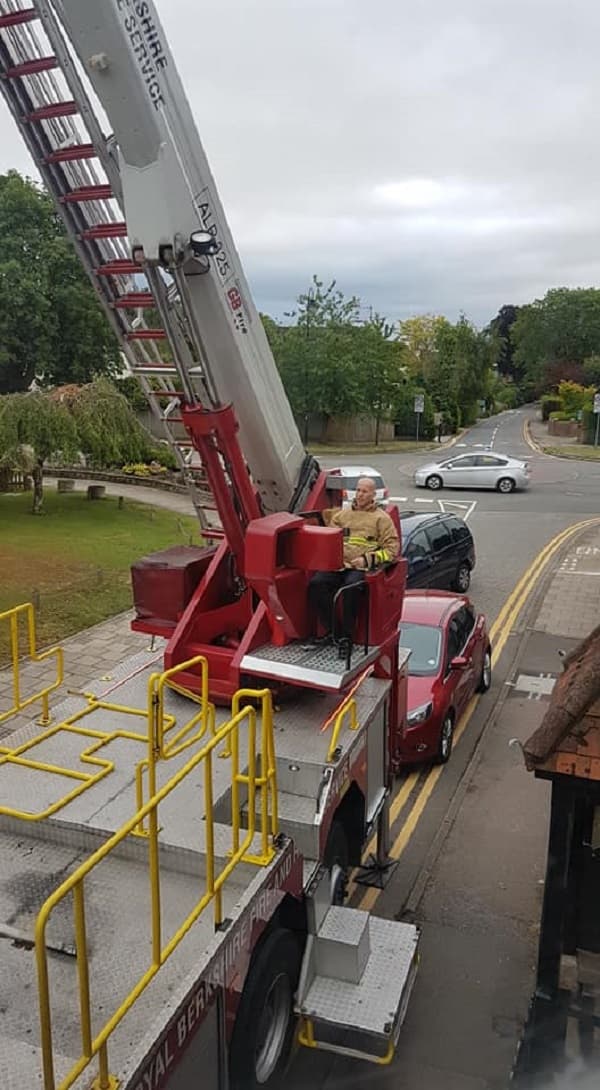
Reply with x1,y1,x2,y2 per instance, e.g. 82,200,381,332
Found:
414,452,530,493
326,465,389,506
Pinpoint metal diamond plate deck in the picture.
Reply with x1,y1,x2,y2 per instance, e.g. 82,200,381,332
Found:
300,917,419,1037
318,905,368,946
0,828,287,1090
241,640,379,689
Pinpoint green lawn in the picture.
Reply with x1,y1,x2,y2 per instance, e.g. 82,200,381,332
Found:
0,490,201,655
543,444,600,460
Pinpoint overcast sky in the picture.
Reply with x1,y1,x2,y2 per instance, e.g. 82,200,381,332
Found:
1,0,600,327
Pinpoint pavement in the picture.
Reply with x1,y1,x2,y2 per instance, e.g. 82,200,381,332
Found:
2,414,600,1086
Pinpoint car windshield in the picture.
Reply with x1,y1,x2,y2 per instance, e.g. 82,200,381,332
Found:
398,622,442,676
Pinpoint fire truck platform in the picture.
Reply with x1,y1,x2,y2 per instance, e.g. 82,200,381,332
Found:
0,641,418,1090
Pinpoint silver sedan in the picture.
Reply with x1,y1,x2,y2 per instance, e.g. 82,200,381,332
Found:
414,452,530,493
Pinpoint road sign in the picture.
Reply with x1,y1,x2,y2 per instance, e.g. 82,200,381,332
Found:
594,392,600,413
414,394,425,414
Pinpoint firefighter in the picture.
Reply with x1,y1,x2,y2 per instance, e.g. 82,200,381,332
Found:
307,477,399,651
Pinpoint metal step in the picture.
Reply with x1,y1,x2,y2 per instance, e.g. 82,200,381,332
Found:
297,908,420,1064
240,641,379,692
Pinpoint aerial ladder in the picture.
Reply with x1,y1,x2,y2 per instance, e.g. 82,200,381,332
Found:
0,4,419,1090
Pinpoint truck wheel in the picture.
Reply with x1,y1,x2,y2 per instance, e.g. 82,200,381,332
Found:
323,818,350,905
229,927,303,1089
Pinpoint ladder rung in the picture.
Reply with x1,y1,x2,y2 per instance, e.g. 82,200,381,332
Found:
126,329,167,340
0,8,37,28
26,100,78,122
146,389,183,396
132,364,177,376
113,292,154,309
96,259,140,276
61,185,113,203
46,143,96,163
81,222,127,240
6,57,58,78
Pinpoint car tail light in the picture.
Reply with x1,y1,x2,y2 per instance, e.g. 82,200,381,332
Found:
383,487,389,498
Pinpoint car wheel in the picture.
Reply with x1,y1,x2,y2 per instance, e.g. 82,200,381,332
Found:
497,477,515,494
478,649,492,693
436,714,454,764
426,474,443,491
453,562,471,592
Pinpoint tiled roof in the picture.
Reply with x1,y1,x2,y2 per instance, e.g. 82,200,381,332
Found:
523,623,600,781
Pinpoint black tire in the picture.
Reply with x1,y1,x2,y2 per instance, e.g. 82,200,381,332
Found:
323,818,350,905
477,649,492,693
436,713,454,764
426,474,443,491
453,561,471,593
497,476,515,494
229,927,303,1090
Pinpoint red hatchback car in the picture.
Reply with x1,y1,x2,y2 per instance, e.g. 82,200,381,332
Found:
398,590,491,764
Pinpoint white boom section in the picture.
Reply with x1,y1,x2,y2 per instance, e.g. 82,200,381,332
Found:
54,0,306,513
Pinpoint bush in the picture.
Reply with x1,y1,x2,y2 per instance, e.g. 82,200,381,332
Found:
549,410,571,422
541,395,562,421
393,387,435,440
557,380,595,417
121,461,169,477
148,444,178,470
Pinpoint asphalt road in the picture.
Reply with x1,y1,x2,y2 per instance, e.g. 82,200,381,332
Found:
288,411,600,1090
319,407,600,636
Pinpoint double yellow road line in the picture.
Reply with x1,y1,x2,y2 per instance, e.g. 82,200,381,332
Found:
355,516,600,912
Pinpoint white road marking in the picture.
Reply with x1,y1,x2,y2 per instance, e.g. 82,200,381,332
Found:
389,496,408,503
414,497,435,503
555,570,600,576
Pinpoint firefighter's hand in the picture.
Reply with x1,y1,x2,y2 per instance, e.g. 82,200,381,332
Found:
350,556,367,569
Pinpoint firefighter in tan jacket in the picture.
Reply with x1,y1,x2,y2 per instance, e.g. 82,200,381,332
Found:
308,477,399,648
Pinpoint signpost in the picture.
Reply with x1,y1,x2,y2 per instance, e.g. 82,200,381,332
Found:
414,394,425,443
594,392,600,447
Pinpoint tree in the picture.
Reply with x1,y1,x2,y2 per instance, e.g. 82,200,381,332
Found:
512,288,600,394
0,391,77,513
397,314,447,383
52,379,155,467
0,171,120,393
270,278,365,437
360,317,406,444
486,304,522,382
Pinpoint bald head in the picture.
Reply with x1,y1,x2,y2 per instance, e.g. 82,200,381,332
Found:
355,477,376,509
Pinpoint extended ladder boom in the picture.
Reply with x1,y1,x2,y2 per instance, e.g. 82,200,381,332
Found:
0,0,313,517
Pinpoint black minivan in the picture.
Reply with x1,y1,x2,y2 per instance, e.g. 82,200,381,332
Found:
399,511,475,592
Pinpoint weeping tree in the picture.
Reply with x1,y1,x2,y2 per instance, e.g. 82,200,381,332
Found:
52,378,153,467
0,379,156,513
0,391,78,513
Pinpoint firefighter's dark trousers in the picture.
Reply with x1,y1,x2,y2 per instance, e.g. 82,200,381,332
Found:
308,569,365,640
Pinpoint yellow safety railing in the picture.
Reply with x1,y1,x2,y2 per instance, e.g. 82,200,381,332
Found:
0,602,63,726
321,664,375,762
134,655,216,833
35,677,278,1090
298,1017,395,1065
325,697,360,762
0,696,172,823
